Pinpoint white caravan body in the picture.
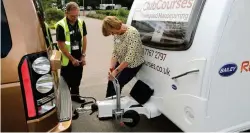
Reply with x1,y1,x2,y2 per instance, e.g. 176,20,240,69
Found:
126,0,250,131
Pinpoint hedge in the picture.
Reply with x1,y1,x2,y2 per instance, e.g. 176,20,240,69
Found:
87,9,128,23
87,13,107,20
45,8,64,29
87,13,127,23
95,9,129,18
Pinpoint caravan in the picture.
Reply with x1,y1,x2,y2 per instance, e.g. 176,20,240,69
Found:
125,0,250,131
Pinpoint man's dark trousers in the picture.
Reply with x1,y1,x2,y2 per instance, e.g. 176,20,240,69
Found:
61,62,83,96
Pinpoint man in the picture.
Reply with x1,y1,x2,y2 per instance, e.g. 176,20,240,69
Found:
55,2,87,103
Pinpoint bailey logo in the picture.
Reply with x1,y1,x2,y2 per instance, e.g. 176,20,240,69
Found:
219,63,238,77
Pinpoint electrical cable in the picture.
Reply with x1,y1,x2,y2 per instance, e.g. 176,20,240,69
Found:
71,94,97,103
71,94,98,116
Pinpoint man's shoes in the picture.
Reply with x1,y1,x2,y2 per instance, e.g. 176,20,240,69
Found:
71,96,86,103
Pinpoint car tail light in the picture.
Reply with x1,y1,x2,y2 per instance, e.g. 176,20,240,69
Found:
18,51,56,120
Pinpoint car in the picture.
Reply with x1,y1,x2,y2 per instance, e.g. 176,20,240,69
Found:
79,6,84,11
87,6,92,10
1,0,72,132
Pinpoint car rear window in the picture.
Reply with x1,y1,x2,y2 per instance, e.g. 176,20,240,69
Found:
131,0,206,51
1,0,12,58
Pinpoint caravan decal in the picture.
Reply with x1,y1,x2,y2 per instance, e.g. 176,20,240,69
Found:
134,0,196,22
144,48,167,61
172,84,177,90
219,63,237,77
241,61,250,73
144,61,171,76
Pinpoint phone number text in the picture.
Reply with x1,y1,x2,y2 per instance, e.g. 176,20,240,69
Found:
144,48,167,61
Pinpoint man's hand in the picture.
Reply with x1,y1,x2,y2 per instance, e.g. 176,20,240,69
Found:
80,55,86,66
72,58,81,66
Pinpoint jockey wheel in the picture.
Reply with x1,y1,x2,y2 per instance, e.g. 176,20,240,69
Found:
122,110,140,128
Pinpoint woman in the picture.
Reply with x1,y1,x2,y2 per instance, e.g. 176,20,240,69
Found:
102,16,144,98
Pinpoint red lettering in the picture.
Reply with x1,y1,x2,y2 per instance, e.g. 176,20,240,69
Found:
181,0,188,8
187,0,194,8
176,0,182,8
241,61,250,73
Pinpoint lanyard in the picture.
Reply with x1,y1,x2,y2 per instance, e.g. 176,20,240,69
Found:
69,23,78,38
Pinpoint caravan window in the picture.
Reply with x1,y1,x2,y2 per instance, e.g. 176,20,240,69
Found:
131,0,206,50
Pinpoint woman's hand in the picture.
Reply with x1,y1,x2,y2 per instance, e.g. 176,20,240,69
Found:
108,70,118,81
110,56,117,71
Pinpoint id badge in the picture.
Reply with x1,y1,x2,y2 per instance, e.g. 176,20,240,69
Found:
72,45,79,50
72,41,80,50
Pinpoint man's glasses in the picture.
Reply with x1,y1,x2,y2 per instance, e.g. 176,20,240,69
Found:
67,14,78,19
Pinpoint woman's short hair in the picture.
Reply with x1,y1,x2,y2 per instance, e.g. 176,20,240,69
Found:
102,16,122,36
65,2,79,13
